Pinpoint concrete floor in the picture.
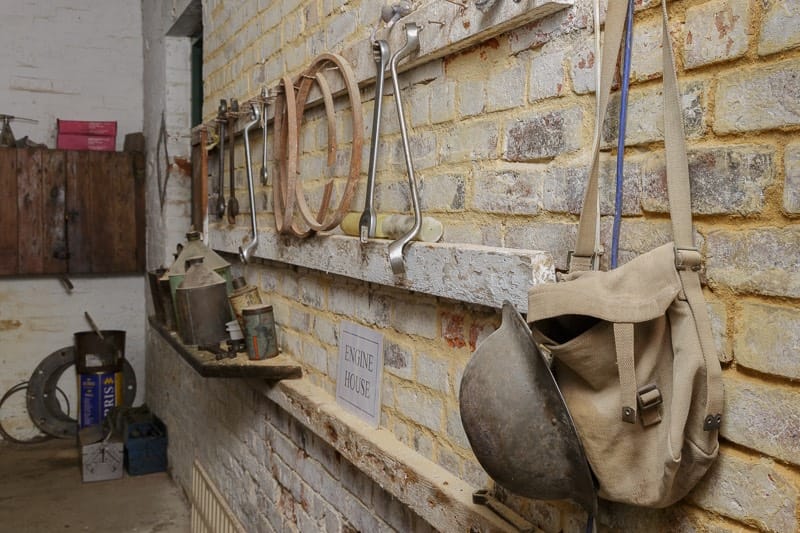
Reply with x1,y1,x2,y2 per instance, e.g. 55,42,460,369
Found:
0,439,190,532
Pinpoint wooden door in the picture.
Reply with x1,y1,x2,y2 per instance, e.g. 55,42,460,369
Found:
67,151,144,274
0,149,18,274
0,147,143,276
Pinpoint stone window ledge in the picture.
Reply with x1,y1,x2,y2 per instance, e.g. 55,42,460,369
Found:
209,226,554,313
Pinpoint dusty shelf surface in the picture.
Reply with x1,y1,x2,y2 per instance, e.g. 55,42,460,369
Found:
210,226,555,313
149,316,302,380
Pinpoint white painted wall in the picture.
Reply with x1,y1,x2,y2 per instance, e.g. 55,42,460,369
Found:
0,0,145,440
0,277,145,437
0,0,143,150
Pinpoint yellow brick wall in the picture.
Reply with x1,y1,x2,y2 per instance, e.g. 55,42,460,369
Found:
186,1,800,530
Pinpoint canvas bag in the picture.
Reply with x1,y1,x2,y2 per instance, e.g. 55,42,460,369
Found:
526,1,723,508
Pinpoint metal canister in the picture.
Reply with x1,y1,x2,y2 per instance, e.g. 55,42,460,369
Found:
242,304,278,360
167,231,233,304
228,276,263,330
74,330,125,429
175,256,231,346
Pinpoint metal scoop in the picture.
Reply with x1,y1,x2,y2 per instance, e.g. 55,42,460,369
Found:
387,23,421,275
358,40,390,243
239,103,260,263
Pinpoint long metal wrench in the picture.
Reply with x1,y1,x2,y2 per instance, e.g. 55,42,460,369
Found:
216,99,227,219
387,23,421,275
260,87,269,186
227,98,240,224
358,40,390,243
240,103,261,263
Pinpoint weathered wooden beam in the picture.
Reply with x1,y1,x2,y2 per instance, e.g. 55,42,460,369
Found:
149,316,302,380
209,226,555,313
252,377,540,533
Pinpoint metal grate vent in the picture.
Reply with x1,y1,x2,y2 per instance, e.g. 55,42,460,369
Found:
191,459,246,533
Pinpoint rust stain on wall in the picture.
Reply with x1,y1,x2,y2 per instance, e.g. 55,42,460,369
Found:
174,156,192,176
0,319,22,330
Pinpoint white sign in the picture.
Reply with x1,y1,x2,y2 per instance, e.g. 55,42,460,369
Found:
336,321,383,427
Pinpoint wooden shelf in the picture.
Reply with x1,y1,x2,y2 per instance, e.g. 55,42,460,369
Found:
149,316,302,380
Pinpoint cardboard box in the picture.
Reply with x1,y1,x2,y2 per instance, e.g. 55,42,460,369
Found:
79,425,124,483
57,119,117,137
57,133,116,152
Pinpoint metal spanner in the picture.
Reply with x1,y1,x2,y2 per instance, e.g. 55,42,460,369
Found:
215,99,227,219
227,98,240,224
358,39,390,243
259,87,269,186
387,23,421,275
240,103,261,263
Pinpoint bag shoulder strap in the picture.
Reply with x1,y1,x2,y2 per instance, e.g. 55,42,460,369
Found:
571,1,723,429
573,0,694,270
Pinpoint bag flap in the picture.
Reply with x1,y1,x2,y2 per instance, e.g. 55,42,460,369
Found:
528,243,682,324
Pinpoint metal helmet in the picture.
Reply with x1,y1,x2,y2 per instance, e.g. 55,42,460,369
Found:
459,301,597,516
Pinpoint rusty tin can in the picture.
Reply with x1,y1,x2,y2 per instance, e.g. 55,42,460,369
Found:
228,276,262,330
242,304,278,360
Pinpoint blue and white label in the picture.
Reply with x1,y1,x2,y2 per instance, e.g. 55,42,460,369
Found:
79,372,119,428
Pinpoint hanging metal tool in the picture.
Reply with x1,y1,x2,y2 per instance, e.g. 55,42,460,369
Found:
371,2,412,42
240,103,261,264
215,100,227,219
611,0,635,269
0,114,38,147
259,87,270,186
156,111,171,212
387,23,422,275
358,39,390,243
227,98,240,224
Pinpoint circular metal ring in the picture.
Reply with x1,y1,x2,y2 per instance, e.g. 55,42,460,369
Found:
26,346,137,439
0,382,51,444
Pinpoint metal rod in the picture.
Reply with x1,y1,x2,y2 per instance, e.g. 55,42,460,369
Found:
611,0,634,269
84,312,104,340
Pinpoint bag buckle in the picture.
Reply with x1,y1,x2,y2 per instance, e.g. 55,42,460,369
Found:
637,383,663,427
675,247,702,271
566,247,604,272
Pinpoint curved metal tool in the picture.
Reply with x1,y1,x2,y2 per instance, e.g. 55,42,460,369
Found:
260,87,269,186
358,40,390,243
216,99,227,219
227,98,240,224
240,103,261,263
387,23,421,275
